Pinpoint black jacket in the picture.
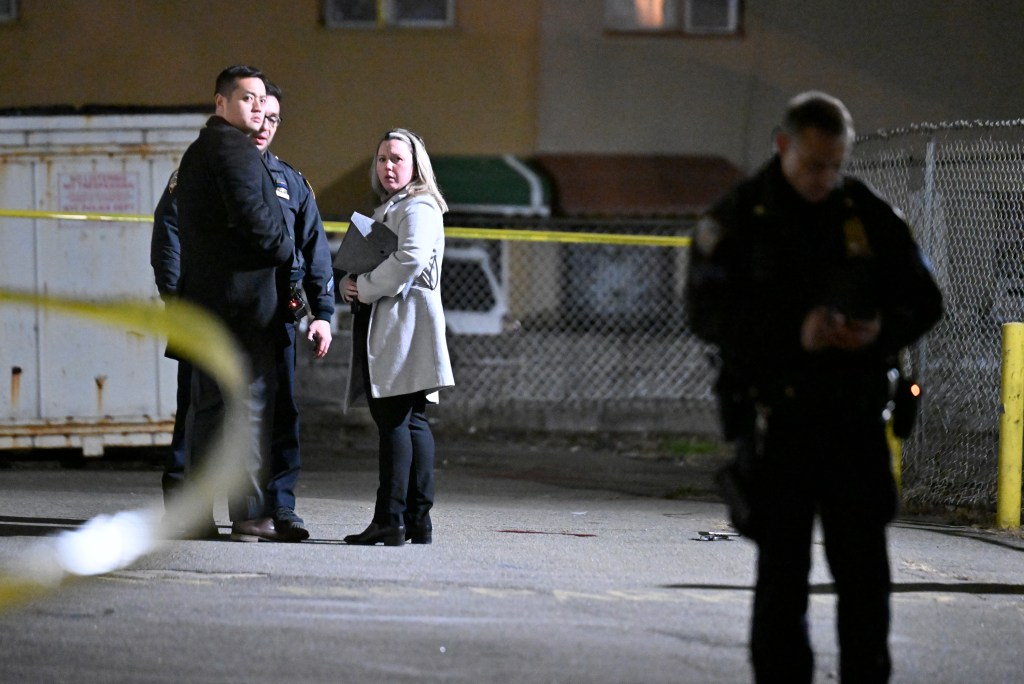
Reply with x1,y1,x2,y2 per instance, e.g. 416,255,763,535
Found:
174,116,293,343
150,152,335,323
151,170,181,300
686,156,943,416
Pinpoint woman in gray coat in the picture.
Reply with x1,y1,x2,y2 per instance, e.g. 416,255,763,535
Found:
341,128,454,546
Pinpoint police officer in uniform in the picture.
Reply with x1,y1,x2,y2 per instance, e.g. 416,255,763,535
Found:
152,78,333,542
256,82,335,539
686,91,943,682
150,169,196,528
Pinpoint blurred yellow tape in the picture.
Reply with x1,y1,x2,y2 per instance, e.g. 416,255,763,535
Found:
0,290,250,612
0,208,152,224
0,209,692,248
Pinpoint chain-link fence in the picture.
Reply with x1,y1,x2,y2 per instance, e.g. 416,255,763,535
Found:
439,120,1024,515
850,120,1024,514
436,219,716,435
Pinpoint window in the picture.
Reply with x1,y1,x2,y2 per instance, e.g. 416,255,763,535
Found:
604,0,741,36
323,0,455,28
0,0,18,23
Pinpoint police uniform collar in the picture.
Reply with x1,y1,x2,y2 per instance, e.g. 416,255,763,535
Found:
766,156,843,210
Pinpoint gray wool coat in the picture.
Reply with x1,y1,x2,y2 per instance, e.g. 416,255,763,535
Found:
344,191,454,410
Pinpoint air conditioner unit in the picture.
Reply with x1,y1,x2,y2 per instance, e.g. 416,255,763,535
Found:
0,0,18,23
684,0,740,35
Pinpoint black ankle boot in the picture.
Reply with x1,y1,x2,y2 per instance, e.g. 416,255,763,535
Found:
344,522,406,546
405,525,432,544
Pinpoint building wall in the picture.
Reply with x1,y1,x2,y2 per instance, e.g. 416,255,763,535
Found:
3,1,1023,215
0,0,542,217
538,0,1024,172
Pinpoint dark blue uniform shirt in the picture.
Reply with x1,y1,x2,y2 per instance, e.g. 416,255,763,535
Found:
263,152,335,322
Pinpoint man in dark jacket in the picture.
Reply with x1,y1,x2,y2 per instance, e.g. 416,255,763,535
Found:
174,65,294,542
151,81,334,542
686,91,943,682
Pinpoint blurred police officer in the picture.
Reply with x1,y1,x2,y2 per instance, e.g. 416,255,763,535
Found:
173,65,293,543
151,169,195,527
151,80,334,542
686,91,943,682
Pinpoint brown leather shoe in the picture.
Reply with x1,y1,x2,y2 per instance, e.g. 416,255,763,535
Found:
230,517,282,542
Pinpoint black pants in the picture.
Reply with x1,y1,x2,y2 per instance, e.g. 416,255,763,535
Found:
265,321,301,514
740,414,896,683
189,335,278,523
164,325,300,518
354,308,435,529
161,358,193,506
366,390,435,528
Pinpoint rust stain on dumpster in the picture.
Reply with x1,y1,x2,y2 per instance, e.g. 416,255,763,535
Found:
10,366,22,408
95,375,107,414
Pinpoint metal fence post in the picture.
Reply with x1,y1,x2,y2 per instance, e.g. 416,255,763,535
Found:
997,322,1024,529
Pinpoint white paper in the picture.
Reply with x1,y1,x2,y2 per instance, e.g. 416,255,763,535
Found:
350,211,374,237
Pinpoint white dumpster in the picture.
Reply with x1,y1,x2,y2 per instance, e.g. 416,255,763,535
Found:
0,111,206,456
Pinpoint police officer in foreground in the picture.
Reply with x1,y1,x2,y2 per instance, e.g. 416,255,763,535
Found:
686,91,943,682
152,77,333,542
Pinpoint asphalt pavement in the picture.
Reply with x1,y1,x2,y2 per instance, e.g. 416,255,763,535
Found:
0,417,1022,683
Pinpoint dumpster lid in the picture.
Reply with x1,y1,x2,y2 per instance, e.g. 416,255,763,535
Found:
432,154,551,217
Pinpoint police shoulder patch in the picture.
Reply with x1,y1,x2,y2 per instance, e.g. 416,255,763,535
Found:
694,216,724,255
167,169,178,194
279,156,315,199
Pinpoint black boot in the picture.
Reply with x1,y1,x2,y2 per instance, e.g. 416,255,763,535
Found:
404,512,432,544
405,526,432,544
344,522,406,546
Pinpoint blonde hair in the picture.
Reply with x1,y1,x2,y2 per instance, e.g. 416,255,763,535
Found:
370,128,448,213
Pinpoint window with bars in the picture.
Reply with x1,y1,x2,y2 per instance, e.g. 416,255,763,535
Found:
604,0,741,36
0,0,18,23
323,0,455,28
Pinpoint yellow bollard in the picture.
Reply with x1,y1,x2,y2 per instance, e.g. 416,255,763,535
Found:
996,322,1024,529
886,423,902,494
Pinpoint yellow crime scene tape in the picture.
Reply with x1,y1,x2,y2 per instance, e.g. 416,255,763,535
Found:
0,207,692,613
0,209,693,248
0,290,250,612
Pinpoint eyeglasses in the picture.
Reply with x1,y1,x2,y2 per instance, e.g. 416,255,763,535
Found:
265,115,282,128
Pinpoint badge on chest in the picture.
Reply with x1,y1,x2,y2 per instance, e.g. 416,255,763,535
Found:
273,173,290,201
